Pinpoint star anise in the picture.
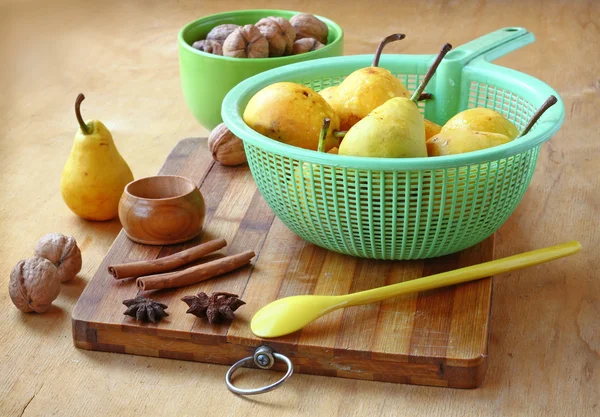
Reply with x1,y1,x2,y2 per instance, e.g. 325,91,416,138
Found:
181,292,245,324
123,296,169,323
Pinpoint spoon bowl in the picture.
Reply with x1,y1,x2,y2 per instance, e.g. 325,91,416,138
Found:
251,295,348,338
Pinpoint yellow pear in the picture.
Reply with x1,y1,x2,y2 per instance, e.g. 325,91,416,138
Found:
428,95,559,156
333,67,410,131
325,81,439,139
243,82,340,151
318,86,337,103
424,119,442,140
426,128,512,156
442,108,519,139
324,34,410,131
338,43,453,159
339,97,427,158
61,94,134,221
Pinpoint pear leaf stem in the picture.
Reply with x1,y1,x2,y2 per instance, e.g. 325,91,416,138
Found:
75,93,90,135
318,118,331,152
372,33,406,67
518,95,558,138
410,43,452,104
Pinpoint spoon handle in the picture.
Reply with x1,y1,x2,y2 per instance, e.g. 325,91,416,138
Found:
344,241,581,307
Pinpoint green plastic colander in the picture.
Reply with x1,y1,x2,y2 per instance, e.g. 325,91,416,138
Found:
221,27,565,260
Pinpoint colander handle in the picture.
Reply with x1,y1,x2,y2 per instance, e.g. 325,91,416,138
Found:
427,27,536,124
447,27,535,65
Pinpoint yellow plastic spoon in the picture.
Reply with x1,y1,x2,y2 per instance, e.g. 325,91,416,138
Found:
251,241,582,338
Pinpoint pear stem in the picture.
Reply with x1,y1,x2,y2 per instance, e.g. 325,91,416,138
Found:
372,33,406,67
75,93,90,135
410,43,452,104
318,118,331,152
518,95,558,138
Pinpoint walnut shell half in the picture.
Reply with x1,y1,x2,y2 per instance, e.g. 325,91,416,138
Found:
208,123,247,166
9,257,60,313
192,39,223,55
292,38,325,55
223,25,269,58
206,24,239,43
34,233,82,283
290,13,329,45
255,16,296,57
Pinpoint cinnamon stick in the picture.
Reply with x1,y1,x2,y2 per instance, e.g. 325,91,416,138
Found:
108,238,227,279
136,250,255,291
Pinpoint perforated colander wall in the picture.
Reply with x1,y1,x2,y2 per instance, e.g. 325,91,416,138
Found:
243,75,542,259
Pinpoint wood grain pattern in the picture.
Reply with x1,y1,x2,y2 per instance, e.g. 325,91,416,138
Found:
72,138,494,389
118,175,206,245
1,1,597,416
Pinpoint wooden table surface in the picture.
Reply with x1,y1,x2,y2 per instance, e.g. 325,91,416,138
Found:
1,0,598,416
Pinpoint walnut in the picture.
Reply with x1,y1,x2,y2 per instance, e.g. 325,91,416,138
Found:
255,16,296,57
206,24,239,43
223,25,269,58
208,123,247,166
192,39,223,55
292,38,325,55
34,233,82,283
290,13,328,45
9,257,60,313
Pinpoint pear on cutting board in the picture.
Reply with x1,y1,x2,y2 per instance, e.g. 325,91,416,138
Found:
339,43,452,158
61,94,134,221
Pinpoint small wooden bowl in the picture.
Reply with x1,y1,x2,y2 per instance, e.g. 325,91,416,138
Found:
118,176,206,245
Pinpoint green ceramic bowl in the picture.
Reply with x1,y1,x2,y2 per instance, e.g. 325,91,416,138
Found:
178,9,344,130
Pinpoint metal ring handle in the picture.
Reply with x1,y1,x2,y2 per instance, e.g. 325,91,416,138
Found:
225,346,294,395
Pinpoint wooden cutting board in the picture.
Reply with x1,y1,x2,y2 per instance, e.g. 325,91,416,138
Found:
72,138,494,389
